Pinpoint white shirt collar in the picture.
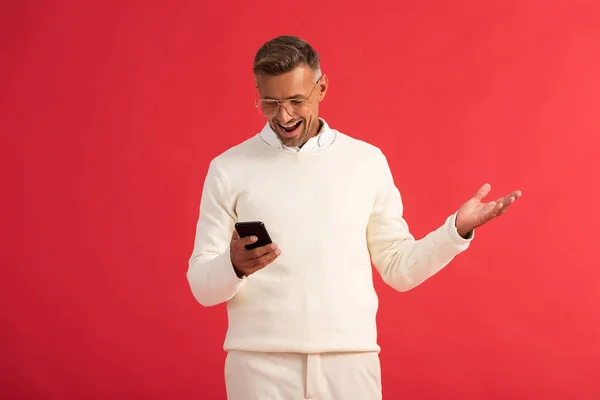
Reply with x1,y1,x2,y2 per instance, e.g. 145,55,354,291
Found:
258,118,336,153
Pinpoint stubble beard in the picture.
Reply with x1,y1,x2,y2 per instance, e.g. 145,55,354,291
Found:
275,117,319,149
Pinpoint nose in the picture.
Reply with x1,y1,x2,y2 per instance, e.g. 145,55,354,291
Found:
276,101,294,122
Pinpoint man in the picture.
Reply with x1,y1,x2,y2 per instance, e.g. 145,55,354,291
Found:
187,35,522,399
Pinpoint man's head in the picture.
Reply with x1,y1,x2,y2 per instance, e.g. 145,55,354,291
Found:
253,36,328,148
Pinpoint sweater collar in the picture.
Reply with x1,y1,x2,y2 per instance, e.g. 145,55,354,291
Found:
258,118,336,153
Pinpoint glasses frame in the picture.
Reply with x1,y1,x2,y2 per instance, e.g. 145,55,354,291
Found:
254,76,323,118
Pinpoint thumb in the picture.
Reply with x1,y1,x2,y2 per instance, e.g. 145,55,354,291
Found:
474,183,491,201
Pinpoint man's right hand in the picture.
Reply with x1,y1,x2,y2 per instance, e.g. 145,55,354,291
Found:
230,230,281,278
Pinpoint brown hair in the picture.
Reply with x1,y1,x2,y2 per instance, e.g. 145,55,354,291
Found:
253,36,321,78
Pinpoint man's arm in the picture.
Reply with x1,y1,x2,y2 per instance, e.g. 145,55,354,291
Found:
367,149,521,292
186,161,245,307
367,151,473,292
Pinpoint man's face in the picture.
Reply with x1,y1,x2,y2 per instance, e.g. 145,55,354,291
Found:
255,65,328,148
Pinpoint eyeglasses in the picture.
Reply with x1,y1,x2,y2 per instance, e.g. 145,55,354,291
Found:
255,76,322,118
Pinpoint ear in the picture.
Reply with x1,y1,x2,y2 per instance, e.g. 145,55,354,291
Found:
318,74,329,101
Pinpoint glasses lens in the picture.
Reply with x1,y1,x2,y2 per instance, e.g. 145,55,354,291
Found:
257,99,309,117
258,100,279,117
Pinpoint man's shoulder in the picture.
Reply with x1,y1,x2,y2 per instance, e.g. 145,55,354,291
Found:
334,130,386,160
209,134,261,167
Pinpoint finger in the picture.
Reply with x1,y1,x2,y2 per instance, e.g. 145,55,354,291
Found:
494,194,513,206
247,243,278,259
496,190,522,204
232,235,258,251
250,248,281,269
480,201,503,223
474,183,491,201
480,201,498,220
497,195,519,216
232,229,240,240
235,246,280,274
239,235,259,247
484,204,502,223
496,190,521,207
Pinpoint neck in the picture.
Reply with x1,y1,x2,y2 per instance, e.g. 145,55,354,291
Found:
299,119,323,149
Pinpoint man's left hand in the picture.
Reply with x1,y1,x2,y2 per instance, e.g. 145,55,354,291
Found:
455,183,522,238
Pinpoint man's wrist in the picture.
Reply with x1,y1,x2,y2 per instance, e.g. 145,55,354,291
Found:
459,229,473,239
232,263,245,279
456,223,473,239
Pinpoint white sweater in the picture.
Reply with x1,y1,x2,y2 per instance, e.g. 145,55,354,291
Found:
187,122,473,353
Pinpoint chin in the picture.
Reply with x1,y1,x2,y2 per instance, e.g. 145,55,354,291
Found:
278,135,302,148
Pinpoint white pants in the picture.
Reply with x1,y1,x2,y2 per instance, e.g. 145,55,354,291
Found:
224,350,382,400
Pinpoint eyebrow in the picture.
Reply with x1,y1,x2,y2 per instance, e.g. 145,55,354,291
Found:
260,76,322,101
262,94,308,101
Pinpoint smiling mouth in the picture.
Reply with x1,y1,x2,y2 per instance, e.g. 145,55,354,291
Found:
277,120,302,136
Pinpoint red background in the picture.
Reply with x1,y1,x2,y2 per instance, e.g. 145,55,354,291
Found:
2,1,599,399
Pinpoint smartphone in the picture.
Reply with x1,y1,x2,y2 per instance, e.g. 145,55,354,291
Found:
234,221,273,250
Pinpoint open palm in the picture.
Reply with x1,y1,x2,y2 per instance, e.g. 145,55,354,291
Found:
456,183,522,237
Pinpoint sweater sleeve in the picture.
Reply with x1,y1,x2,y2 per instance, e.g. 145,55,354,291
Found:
366,151,473,292
186,160,246,307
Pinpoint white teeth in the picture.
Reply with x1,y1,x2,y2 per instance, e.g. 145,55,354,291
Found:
279,121,300,128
